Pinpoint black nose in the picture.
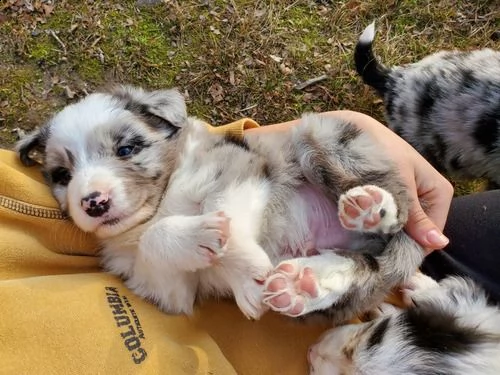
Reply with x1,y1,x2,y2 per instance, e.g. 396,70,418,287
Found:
81,191,110,217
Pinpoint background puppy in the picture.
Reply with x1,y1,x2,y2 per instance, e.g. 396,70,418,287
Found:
309,273,500,375
17,85,424,323
355,22,500,187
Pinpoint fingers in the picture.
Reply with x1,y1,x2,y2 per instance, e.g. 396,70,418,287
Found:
418,178,454,233
405,199,449,253
405,165,454,252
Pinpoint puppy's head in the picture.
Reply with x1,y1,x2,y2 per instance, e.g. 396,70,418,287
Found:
17,85,187,238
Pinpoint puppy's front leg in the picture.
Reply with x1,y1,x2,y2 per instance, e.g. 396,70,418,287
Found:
126,211,230,315
126,257,199,315
217,237,274,320
140,211,230,272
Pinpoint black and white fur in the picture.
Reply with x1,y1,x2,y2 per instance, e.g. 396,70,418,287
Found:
355,22,500,186
309,273,500,375
16,85,424,323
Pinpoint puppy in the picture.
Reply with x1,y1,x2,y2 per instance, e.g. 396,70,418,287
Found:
17,86,424,322
309,273,500,375
355,22,500,187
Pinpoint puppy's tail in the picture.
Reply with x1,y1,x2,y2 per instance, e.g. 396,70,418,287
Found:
354,22,390,97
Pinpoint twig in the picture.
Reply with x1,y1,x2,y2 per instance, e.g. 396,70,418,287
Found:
238,104,258,113
47,29,67,55
294,75,328,90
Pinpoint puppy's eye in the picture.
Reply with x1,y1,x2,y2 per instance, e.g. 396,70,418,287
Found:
116,145,135,157
50,167,72,186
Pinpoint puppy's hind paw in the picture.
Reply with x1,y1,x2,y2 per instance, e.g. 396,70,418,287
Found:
338,185,401,234
401,272,439,306
262,262,319,317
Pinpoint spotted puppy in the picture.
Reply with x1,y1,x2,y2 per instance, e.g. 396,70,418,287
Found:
17,86,424,322
309,273,500,375
355,22,500,187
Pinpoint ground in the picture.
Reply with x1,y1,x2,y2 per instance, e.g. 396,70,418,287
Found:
0,0,498,192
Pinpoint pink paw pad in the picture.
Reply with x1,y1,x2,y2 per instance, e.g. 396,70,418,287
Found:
263,264,318,317
338,186,387,232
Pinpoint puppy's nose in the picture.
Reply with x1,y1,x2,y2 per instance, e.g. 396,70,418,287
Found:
81,191,110,217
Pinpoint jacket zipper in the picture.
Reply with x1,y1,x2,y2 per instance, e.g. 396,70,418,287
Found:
0,195,66,220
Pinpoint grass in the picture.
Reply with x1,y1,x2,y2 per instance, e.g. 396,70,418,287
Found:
0,0,498,191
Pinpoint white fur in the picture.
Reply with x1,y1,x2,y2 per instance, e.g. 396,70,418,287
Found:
358,21,375,45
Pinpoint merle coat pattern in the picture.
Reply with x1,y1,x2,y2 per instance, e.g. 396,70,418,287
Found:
355,22,500,187
309,273,500,375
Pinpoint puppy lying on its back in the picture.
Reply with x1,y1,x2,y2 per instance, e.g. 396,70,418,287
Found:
355,22,500,187
17,86,424,322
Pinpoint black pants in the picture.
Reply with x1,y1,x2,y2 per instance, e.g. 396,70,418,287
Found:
422,190,500,303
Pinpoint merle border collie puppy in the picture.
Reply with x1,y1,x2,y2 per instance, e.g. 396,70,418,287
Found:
16,85,424,323
355,22,500,187
309,273,500,375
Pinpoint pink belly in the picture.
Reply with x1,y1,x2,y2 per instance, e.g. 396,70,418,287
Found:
296,184,351,251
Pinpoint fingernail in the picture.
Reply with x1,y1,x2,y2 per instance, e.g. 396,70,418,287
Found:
426,229,449,248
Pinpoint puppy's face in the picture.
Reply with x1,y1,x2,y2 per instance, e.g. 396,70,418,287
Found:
17,86,187,238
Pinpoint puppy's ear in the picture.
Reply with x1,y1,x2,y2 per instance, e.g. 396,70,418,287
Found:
111,85,187,136
15,126,50,167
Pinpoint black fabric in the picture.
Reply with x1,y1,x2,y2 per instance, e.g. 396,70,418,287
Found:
422,190,500,303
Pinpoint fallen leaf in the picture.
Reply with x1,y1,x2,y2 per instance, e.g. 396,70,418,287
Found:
64,86,76,99
42,4,54,16
279,63,292,75
269,54,283,63
209,26,221,35
208,83,224,103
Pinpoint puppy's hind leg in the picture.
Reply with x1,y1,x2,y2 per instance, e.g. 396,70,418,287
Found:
293,114,410,233
264,232,424,323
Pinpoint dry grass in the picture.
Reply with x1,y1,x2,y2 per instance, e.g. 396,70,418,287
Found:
0,0,498,191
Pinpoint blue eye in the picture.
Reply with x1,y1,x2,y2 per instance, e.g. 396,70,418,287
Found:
117,145,134,157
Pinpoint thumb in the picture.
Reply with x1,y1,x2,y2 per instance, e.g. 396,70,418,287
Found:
405,200,449,252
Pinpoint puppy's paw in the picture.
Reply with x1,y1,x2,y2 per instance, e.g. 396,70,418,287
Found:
338,185,400,234
195,211,230,266
263,256,356,317
401,272,439,306
263,262,318,317
234,279,269,320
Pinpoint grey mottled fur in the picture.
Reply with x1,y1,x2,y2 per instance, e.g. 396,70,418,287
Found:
310,274,500,375
355,22,500,186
